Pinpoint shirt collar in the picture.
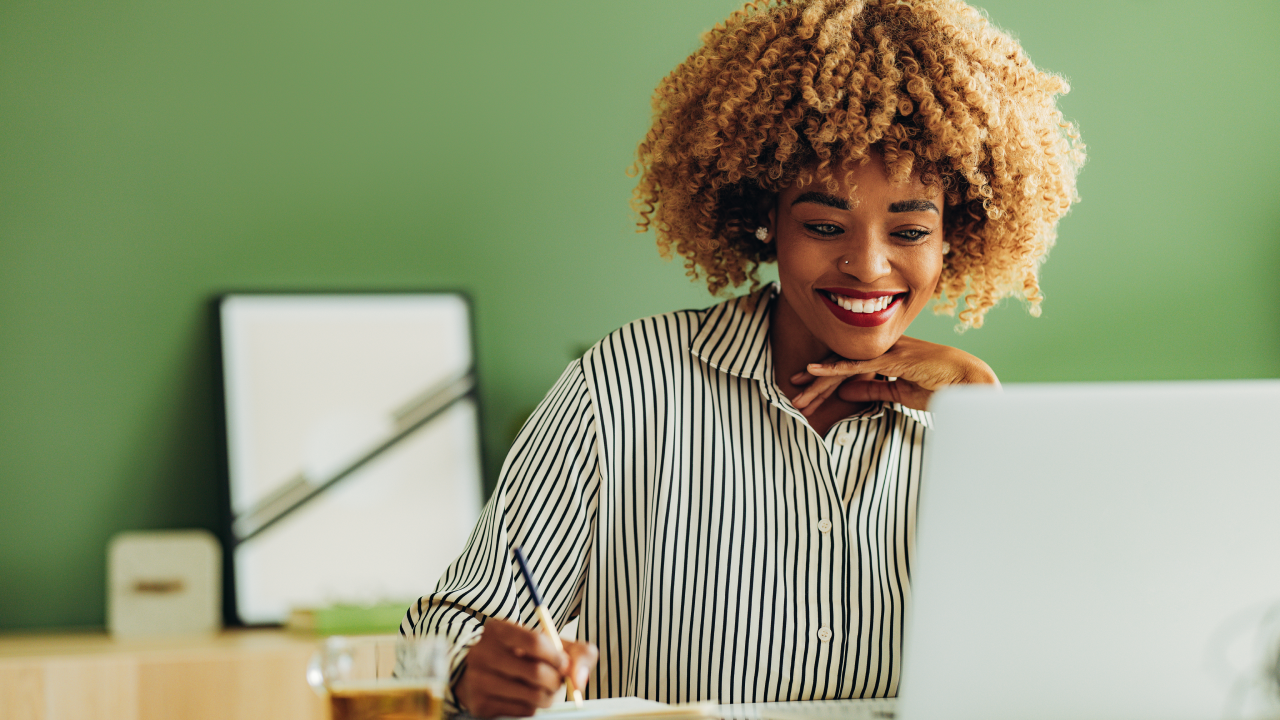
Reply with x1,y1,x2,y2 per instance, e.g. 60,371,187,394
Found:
689,283,777,381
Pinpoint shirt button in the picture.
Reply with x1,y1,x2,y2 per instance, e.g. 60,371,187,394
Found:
835,432,853,446
817,627,833,642
817,519,832,533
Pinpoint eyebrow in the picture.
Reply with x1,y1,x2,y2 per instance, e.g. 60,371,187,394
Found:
792,191,850,210
888,199,939,214
792,192,939,214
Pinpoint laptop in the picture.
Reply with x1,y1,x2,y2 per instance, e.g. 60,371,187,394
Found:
899,381,1280,720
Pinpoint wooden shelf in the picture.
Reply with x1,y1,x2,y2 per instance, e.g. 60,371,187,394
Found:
0,628,327,720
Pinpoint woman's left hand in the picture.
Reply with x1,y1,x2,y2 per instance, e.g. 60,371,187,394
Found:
790,335,999,413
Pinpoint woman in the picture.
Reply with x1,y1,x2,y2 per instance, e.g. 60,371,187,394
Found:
402,0,1083,716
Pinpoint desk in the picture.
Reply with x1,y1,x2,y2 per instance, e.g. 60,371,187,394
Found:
0,632,900,720
0,629,325,720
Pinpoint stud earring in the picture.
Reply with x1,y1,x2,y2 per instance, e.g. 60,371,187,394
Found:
755,226,769,241
942,242,951,254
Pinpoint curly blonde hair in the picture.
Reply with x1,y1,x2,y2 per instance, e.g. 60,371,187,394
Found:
632,0,1084,327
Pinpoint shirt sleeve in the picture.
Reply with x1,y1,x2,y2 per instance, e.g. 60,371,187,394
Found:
400,359,603,712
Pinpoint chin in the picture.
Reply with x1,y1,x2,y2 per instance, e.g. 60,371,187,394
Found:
829,335,897,361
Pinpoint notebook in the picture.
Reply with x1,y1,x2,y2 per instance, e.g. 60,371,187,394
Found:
899,381,1280,720
509,696,895,720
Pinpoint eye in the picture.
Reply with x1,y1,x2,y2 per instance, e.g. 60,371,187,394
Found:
892,228,933,243
804,223,843,237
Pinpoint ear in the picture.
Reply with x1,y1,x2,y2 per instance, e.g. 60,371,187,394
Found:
763,204,777,244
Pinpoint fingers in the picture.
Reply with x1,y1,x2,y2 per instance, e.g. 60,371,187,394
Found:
805,357,882,377
837,379,932,412
461,637,600,718
563,640,599,689
478,651,564,694
459,663,560,717
791,374,844,412
456,618,573,718
788,336,996,413
789,352,845,388
489,619,568,671
793,368,884,414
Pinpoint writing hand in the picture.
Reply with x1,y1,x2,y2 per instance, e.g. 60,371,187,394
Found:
789,336,999,413
455,617,598,718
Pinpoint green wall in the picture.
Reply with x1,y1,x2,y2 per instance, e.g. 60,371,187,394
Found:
2,0,1277,631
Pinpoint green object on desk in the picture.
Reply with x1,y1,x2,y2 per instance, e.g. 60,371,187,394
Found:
289,602,409,636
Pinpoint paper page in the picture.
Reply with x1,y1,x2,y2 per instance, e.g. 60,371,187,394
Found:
715,699,898,720
492,697,714,720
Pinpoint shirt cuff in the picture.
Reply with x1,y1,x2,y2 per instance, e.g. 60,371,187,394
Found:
444,623,485,715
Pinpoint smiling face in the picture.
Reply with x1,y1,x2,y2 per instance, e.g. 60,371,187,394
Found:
768,154,947,362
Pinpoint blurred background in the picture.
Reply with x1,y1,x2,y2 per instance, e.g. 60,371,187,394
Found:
1,0,1277,631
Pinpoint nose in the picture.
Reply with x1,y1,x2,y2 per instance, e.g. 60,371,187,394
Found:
837,238,891,283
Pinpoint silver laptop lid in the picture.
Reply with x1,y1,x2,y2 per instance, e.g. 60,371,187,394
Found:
900,381,1280,720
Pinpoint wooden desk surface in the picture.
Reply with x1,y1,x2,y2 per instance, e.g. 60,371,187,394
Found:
0,628,327,720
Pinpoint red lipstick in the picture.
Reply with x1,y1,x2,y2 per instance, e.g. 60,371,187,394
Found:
818,290,904,327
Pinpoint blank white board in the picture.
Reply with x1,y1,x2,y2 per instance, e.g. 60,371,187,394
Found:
219,293,482,625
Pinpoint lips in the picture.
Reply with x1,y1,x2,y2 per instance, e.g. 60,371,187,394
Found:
818,289,905,327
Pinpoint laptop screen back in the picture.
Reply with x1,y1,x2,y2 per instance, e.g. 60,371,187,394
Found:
900,381,1280,720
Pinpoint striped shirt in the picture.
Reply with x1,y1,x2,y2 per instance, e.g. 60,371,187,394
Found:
402,284,931,708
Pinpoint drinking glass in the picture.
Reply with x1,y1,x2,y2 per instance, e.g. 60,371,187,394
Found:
307,634,448,720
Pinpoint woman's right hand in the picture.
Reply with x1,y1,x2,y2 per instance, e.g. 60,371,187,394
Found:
454,617,598,718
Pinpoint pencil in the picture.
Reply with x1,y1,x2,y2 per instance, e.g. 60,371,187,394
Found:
513,547,584,708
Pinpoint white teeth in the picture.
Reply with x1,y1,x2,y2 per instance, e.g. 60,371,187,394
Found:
831,293,895,313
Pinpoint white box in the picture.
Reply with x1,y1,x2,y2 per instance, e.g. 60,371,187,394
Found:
107,530,221,637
